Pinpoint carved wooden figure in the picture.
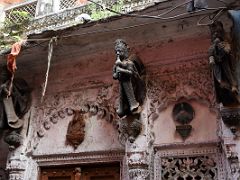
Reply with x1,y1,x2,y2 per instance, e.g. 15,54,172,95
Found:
113,39,145,118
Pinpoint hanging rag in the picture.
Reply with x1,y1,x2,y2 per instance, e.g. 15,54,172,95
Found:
6,40,25,97
7,41,23,73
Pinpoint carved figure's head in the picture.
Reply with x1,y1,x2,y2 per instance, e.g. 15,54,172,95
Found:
209,21,225,41
115,39,129,60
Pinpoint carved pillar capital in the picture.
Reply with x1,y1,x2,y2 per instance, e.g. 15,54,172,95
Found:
127,152,150,180
6,156,27,180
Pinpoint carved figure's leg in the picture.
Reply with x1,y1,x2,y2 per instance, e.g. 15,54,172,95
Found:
122,80,139,113
3,97,23,129
117,84,128,117
222,61,238,92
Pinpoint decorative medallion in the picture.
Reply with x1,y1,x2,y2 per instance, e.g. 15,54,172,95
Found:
172,102,195,124
172,102,195,139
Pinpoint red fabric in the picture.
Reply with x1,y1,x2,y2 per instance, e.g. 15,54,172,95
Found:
7,41,22,73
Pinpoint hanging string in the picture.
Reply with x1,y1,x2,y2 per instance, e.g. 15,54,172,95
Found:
41,37,57,102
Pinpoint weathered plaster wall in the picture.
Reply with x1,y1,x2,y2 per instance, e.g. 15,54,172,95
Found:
153,101,218,145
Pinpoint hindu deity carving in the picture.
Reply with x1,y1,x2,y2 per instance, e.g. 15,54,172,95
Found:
113,39,145,118
0,65,31,149
66,110,86,149
208,21,239,106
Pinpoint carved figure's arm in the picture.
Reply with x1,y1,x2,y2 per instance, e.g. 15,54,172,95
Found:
208,44,217,65
223,42,231,54
116,66,133,75
113,65,118,80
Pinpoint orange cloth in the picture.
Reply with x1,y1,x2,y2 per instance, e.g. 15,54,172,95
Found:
7,41,22,73
76,0,87,5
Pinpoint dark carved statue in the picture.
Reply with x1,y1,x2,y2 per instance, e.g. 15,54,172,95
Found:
113,39,145,118
208,21,239,106
0,65,31,148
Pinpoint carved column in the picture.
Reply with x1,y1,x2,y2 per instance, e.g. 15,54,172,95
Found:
124,108,151,180
127,152,150,180
7,151,27,180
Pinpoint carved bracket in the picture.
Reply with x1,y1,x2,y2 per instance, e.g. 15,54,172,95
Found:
220,106,240,134
118,114,142,143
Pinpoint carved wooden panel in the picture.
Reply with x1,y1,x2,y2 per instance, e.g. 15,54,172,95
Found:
40,164,120,180
81,166,120,180
40,168,75,180
154,143,226,180
161,156,217,180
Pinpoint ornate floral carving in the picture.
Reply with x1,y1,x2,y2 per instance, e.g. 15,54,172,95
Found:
154,143,225,179
147,56,215,113
161,156,217,179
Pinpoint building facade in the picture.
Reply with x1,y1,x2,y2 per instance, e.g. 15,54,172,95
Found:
0,0,240,179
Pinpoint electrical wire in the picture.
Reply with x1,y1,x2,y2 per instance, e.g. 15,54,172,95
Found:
216,0,228,6
87,0,227,20
0,0,232,54
197,8,225,26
